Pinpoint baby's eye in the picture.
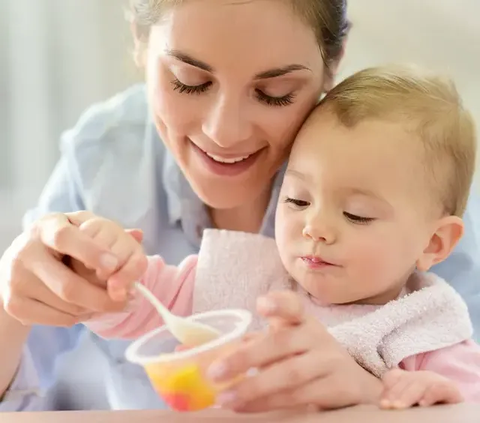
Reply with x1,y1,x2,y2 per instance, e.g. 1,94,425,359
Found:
344,212,375,224
285,197,310,209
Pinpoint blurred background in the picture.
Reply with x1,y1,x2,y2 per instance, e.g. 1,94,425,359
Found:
0,0,479,410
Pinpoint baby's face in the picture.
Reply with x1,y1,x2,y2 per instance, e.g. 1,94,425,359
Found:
275,111,438,305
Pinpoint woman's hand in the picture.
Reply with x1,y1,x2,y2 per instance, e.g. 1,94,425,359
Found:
207,291,383,412
0,211,136,327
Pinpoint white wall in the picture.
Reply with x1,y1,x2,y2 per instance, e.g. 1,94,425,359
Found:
1,0,479,243
343,0,480,186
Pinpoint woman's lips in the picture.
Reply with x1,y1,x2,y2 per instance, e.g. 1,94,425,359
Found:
190,140,264,177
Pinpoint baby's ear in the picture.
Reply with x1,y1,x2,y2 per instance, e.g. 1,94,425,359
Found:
416,216,464,271
126,228,144,244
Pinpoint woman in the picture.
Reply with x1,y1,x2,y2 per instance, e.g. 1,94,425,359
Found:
1,0,479,413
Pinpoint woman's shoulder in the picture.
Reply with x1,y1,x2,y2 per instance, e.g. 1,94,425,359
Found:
61,83,165,184
56,84,168,222
61,83,160,158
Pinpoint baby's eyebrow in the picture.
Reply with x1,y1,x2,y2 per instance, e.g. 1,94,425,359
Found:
285,168,308,181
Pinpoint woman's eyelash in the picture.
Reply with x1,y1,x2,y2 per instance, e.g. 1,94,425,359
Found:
171,78,295,107
171,79,211,95
344,212,375,224
255,90,295,107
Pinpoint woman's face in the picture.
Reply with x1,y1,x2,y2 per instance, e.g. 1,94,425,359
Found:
142,0,329,209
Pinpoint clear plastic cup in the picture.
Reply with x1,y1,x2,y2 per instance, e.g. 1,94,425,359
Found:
125,308,252,412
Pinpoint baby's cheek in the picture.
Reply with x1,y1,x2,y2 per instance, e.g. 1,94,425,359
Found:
348,239,391,283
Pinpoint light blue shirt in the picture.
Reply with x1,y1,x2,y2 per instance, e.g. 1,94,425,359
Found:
1,84,479,412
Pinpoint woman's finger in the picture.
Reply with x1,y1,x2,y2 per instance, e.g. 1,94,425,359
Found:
217,350,322,408
29,247,125,312
17,272,88,316
36,213,119,273
2,249,89,318
5,296,92,327
207,324,312,383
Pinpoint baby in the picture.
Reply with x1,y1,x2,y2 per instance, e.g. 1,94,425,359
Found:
73,64,480,409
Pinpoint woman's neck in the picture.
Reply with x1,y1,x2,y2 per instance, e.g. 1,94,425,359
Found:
209,185,273,234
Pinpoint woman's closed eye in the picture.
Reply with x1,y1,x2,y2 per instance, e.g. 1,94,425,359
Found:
171,78,296,107
255,89,295,107
171,78,212,95
343,212,375,224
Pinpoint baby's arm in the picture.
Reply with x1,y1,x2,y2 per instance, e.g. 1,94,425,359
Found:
85,254,197,339
381,340,480,408
68,216,197,339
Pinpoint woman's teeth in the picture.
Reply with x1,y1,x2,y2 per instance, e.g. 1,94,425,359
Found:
205,152,251,164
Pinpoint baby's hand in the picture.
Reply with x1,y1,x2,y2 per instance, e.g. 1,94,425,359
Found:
380,368,463,409
70,216,148,302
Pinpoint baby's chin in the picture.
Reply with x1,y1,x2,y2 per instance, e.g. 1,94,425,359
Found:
300,284,367,307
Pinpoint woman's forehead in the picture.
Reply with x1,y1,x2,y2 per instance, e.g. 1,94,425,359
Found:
148,0,323,74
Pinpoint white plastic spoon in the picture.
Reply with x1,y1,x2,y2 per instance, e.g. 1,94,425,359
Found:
134,282,220,348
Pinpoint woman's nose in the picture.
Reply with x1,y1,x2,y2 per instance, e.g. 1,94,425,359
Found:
202,94,253,148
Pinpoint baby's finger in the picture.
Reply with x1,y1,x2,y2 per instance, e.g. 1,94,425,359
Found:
393,381,428,409
257,291,305,326
126,228,144,243
382,368,405,389
419,381,463,407
380,374,412,409
107,252,148,301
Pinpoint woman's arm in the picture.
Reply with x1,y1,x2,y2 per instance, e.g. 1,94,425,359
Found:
0,157,121,410
0,307,30,399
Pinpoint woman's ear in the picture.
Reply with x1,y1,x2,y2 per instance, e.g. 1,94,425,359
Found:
416,216,464,272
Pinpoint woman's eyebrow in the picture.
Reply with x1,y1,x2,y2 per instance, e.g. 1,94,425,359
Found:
165,49,310,79
166,49,213,72
254,64,311,80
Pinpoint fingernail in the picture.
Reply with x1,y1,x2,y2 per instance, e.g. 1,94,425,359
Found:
380,399,391,408
257,297,276,314
101,253,118,271
207,361,228,381
216,390,237,406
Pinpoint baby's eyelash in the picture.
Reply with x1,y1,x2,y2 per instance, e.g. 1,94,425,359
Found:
285,197,309,208
344,212,375,224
